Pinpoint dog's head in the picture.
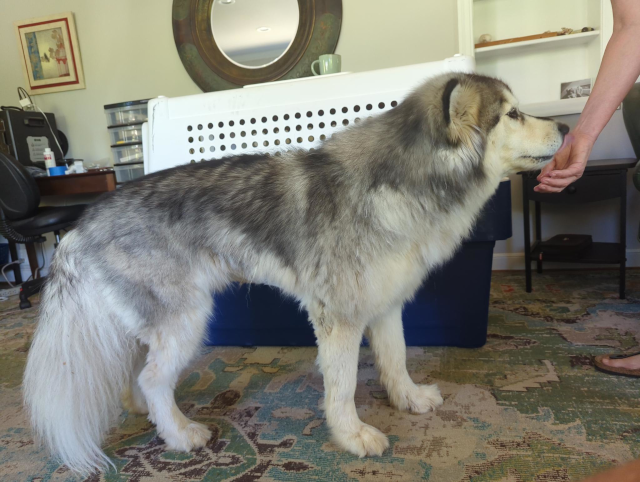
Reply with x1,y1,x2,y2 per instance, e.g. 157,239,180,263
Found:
428,73,568,175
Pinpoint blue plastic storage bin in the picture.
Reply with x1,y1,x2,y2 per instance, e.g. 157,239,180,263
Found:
207,180,512,348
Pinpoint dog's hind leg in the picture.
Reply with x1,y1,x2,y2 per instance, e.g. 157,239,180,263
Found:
311,307,389,457
121,342,149,415
367,305,443,414
137,304,212,452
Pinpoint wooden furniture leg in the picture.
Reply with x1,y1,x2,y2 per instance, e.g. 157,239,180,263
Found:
523,181,532,293
25,243,39,279
535,200,542,273
620,171,626,299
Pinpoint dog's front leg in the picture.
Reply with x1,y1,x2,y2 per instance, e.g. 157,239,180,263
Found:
367,305,443,413
313,312,389,457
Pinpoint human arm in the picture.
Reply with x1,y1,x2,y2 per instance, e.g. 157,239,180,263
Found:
535,0,640,193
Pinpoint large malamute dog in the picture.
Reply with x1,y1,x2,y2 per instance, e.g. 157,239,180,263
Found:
24,73,568,473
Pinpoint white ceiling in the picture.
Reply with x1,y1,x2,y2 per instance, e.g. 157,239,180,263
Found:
211,0,300,68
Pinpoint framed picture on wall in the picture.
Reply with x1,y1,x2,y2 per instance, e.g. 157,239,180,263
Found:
14,12,85,95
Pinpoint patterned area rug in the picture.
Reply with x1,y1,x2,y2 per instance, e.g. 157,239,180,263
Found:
1,270,639,481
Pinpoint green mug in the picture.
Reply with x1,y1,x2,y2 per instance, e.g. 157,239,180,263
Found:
311,54,341,76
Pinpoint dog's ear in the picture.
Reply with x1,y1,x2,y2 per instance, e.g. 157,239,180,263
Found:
442,78,481,146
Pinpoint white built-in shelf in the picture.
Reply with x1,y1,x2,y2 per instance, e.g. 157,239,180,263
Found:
520,97,588,117
475,30,600,59
458,0,612,118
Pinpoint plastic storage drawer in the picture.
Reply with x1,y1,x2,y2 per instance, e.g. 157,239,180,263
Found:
114,163,144,183
111,144,143,165
104,99,149,127
109,125,143,146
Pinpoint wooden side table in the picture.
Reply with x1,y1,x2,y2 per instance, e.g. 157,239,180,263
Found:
520,158,637,299
35,168,116,196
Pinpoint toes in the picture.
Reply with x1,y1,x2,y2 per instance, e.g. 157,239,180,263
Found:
600,354,640,370
409,384,443,414
335,423,389,457
356,424,389,457
185,422,212,448
391,384,443,414
163,422,212,451
603,357,628,368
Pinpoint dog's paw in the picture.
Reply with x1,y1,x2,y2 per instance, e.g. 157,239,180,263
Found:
121,386,149,415
334,423,389,457
163,421,212,452
392,383,443,414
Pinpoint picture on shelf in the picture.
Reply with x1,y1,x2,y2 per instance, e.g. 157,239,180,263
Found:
560,79,592,99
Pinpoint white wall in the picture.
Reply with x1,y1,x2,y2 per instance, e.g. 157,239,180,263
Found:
338,0,458,73
0,0,459,280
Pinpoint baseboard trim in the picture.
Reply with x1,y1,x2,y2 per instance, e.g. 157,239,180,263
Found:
493,249,640,270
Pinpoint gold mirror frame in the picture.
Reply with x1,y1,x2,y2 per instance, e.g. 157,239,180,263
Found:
172,0,342,91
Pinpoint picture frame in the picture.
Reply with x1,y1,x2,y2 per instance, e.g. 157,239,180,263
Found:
14,12,85,95
560,78,592,100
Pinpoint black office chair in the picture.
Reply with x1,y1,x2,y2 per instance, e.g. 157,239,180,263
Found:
0,152,86,308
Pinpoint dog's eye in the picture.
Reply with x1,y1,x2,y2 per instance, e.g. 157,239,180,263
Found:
506,108,519,120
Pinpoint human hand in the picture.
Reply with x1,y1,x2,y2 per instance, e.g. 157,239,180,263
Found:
534,132,594,193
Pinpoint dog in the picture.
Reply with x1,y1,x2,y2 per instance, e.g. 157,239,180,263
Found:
23,72,569,473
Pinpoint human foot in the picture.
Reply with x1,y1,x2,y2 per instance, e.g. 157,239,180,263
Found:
593,352,640,377
601,353,640,370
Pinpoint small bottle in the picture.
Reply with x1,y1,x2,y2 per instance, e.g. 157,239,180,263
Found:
43,148,55,175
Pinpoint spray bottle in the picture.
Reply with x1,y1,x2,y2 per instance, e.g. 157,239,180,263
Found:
43,148,55,175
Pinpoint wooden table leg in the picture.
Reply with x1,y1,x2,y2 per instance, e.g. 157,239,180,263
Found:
25,243,39,279
535,201,542,273
620,171,626,299
522,176,532,293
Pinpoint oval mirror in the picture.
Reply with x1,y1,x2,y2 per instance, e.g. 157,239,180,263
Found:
211,0,300,69
173,0,342,91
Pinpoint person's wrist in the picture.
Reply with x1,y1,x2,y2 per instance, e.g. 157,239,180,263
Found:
571,126,598,146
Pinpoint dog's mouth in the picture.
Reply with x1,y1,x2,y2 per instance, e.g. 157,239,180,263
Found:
520,134,569,164
529,155,553,162
519,155,553,163
521,138,567,164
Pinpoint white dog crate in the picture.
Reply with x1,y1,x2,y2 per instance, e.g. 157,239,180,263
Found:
142,55,475,173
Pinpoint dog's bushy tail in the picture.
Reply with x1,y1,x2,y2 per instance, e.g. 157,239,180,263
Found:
23,233,136,474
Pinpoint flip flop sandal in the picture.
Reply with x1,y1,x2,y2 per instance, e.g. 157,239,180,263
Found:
593,352,640,378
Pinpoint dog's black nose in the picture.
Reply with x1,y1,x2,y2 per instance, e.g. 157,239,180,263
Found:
557,123,570,136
